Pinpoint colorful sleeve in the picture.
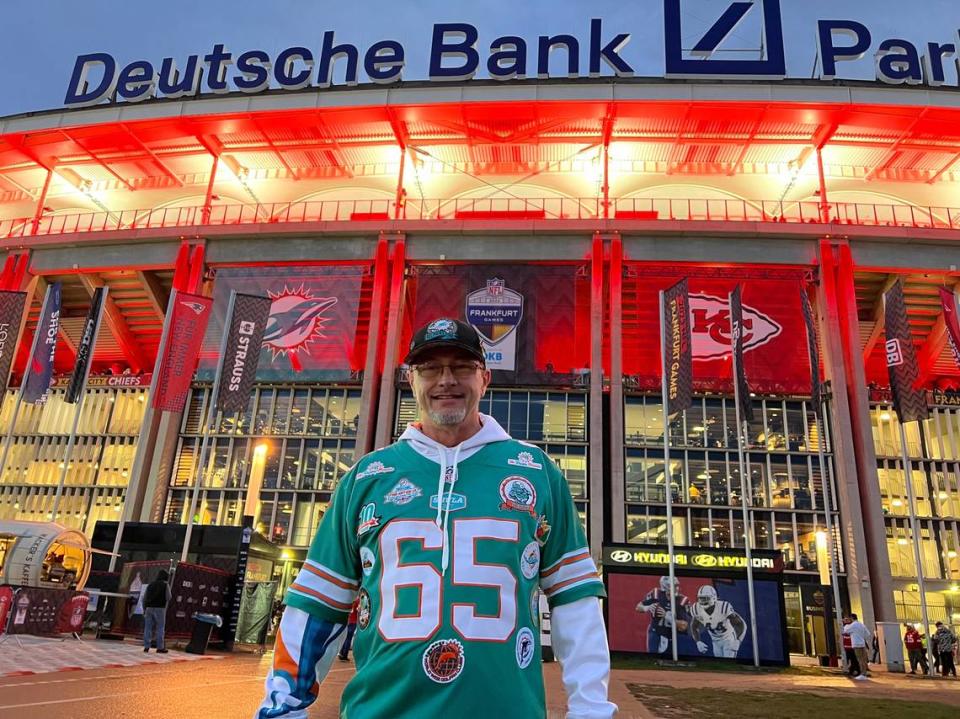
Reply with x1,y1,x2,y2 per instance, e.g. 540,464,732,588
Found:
538,456,605,609
284,471,361,623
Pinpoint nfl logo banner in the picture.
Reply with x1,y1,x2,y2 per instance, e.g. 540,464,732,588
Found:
939,286,960,369
730,286,754,423
0,290,26,390
465,278,523,371
22,282,62,404
884,280,928,423
660,279,693,415
153,291,213,412
215,293,272,415
799,286,822,417
65,287,107,404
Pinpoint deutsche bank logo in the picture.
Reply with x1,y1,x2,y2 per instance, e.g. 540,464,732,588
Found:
664,0,785,78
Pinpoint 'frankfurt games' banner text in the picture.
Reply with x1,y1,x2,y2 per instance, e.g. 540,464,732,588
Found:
215,293,272,414
939,287,960,369
799,286,822,417
465,278,524,370
660,279,693,415
153,292,213,412
65,287,107,404
730,286,754,423
22,282,62,404
0,290,26,389
884,280,929,423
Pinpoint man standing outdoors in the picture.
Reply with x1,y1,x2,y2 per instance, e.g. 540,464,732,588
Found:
842,613,872,680
903,623,928,675
933,621,957,678
143,569,171,654
256,319,616,719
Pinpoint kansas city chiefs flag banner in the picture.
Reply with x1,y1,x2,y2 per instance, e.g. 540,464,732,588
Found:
153,292,213,413
730,285,754,423
939,286,960,369
660,279,693,415
215,293,272,415
884,280,928,423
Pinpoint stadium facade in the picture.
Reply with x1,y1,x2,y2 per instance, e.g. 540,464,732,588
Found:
2,4,960,658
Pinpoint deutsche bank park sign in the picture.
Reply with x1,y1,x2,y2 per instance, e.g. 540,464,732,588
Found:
65,0,960,108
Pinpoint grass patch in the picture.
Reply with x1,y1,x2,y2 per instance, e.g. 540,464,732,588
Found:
626,684,958,719
610,653,823,676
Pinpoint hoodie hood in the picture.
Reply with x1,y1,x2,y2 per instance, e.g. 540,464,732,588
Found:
398,413,510,575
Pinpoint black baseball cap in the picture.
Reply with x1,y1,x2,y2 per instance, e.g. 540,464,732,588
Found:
404,318,485,365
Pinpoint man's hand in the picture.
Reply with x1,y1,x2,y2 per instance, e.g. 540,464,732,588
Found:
696,641,708,654
654,605,666,619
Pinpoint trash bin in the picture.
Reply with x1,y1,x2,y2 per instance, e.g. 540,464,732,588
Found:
186,612,223,655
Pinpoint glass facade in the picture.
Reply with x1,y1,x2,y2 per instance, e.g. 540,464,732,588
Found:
165,384,360,547
623,395,843,576
871,404,960,628
0,387,148,532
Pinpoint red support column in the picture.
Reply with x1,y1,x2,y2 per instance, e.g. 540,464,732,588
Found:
608,234,625,542
374,239,407,450
356,234,394,454
588,233,605,557
817,148,831,224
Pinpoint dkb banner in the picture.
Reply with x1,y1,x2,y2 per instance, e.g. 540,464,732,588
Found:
0,290,26,389
408,265,590,383
202,265,365,380
215,293,272,414
22,282,61,404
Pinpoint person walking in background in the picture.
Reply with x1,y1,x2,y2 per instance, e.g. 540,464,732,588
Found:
903,623,928,675
871,629,880,664
843,613,872,680
842,617,860,677
337,599,358,662
143,569,171,654
933,622,957,678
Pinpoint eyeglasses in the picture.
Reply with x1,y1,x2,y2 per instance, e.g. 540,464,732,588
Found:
412,362,483,380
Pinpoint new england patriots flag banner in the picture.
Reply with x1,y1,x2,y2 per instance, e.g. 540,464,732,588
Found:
730,285,754,423
660,278,693,415
22,282,61,404
153,291,213,412
884,280,928,423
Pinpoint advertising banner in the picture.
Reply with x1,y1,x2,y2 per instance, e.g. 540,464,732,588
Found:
408,265,590,383
0,586,13,635
56,593,91,634
730,286,754,423
661,279,693,415
606,572,786,664
65,287,106,404
201,266,365,380
153,292,213,412
939,287,960,369
884,280,929,423
22,282,61,404
0,290,26,389
215,294,272,414
622,268,808,395
8,587,89,636
236,581,277,645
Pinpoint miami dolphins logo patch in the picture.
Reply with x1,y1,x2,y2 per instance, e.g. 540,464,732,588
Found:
499,476,537,517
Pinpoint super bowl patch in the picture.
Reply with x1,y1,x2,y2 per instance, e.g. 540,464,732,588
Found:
360,546,376,576
515,628,535,669
357,588,371,630
507,451,542,470
384,478,423,505
422,639,465,684
357,461,394,480
357,503,381,537
499,476,537,517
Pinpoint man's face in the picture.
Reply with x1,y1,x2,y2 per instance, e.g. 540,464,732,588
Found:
409,349,491,429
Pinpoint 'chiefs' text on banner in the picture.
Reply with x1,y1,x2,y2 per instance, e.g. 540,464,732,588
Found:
215,293,272,414
0,290,26,390
660,279,693,415
153,292,213,413
884,280,929,423
65,287,106,404
22,282,61,404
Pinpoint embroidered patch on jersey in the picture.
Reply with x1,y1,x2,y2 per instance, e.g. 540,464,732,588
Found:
357,588,371,630
499,476,537,517
384,478,423,505
424,319,457,341
429,492,467,512
535,514,552,546
422,639,465,684
357,503,381,537
520,541,540,579
507,451,542,470
360,546,376,576
530,589,541,629
515,628,535,669
357,461,394,480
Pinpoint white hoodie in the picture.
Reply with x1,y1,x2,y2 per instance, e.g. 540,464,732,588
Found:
398,414,618,719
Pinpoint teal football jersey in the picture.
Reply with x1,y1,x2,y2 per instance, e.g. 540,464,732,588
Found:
284,439,604,719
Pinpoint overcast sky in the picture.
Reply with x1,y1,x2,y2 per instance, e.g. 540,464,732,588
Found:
2,0,958,116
